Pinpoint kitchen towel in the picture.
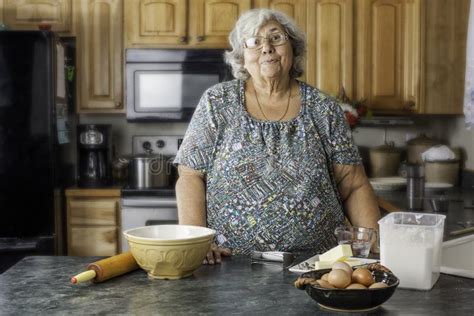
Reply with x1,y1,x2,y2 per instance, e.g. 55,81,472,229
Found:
464,0,474,128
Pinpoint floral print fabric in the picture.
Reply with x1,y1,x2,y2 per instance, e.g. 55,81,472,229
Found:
174,79,361,254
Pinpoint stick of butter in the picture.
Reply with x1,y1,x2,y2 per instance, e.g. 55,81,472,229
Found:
319,244,353,262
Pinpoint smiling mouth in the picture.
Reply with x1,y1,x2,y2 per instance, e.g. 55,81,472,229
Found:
262,59,279,64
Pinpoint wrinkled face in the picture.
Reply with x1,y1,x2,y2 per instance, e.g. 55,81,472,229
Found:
243,21,293,81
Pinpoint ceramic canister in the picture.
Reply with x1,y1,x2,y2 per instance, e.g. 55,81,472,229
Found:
369,144,402,177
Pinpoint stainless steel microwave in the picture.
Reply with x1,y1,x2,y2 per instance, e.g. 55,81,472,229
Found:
125,49,232,122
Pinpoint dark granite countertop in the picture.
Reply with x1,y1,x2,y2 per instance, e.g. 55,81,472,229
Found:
376,187,474,241
1,256,473,315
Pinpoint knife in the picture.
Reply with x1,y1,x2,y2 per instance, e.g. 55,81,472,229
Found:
250,251,295,269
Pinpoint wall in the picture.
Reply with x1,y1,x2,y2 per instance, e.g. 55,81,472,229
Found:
78,114,473,169
443,117,474,170
79,115,188,157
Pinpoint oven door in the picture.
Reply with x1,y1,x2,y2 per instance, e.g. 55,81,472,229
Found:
120,197,178,252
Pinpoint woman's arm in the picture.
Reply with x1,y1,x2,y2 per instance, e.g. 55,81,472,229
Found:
175,165,207,226
175,165,231,263
333,164,381,230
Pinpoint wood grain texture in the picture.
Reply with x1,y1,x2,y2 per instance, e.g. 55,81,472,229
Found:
66,191,121,256
68,226,118,256
3,0,71,32
76,0,123,113
306,0,353,98
190,0,250,47
423,0,470,114
68,198,119,226
124,0,187,46
65,187,121,197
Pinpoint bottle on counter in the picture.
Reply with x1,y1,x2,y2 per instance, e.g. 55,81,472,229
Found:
406,164,425,210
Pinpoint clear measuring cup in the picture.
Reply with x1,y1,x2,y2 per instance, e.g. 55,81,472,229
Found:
334,226,375,258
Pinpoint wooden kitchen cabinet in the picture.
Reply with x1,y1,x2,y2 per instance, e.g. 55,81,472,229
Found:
253,0,307,31
356,0,421,113
1,0,72,33
356,0,469,114
305,0,353,98
74,0,123,113
66,188,121,256
124,0,250,48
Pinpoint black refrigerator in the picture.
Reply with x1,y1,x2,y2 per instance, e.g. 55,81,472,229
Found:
0,31,75,271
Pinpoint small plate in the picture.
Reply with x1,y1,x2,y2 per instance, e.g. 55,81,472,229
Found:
369,177,407,191
289,254,378,274
425,182,453,192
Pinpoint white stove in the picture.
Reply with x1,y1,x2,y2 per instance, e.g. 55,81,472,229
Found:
120,135,183,252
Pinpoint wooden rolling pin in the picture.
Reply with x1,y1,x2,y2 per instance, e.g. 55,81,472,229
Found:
71,252,139,284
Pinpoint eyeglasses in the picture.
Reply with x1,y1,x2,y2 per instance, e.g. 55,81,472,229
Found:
243,32,289,50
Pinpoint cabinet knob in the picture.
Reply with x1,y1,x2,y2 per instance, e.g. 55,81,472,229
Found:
179,36,187,43
405,101,416,109
115,102,122,108
196,36,205,42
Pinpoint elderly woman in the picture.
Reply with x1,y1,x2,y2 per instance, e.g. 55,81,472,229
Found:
174,9,380,264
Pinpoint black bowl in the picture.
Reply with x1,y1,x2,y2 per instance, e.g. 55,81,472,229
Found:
299,268,399,312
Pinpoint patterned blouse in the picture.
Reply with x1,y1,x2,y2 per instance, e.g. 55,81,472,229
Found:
174,79,361,255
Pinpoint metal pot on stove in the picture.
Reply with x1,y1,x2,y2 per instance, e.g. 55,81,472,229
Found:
128,154,172,188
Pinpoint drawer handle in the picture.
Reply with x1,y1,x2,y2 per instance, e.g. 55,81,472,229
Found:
196,36,205,42
115,101,122,108
179,36,187,43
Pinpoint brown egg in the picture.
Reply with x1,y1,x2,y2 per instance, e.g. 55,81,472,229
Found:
346,283,367,289
316,279,336,289
328,269,351,288
369,282,389,289
332,261,353,277
352,268,375,287
321,273,329,281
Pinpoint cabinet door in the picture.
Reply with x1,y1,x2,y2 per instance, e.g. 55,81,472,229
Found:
356,0,420,113
190,0,251,47
76,0,123,112
124,0,187,47
3,0,71,32
254,0,306,30
69,199,119,226
67,197,120,256
69,226,118,256
423,0,469,114
306,0,353,98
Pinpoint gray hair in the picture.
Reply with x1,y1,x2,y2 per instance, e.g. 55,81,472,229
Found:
224,8,306,80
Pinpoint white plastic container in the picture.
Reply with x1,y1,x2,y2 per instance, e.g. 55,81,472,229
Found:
378,212,446,290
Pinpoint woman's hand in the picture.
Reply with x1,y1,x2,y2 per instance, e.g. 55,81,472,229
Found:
203,243,232,264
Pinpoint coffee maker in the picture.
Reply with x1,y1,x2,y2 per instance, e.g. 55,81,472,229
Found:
77,124,112,187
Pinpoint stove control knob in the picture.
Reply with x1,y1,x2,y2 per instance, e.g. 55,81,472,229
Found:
142,141,152,151
156,140,165,148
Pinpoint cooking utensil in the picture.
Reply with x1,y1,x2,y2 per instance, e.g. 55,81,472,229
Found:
121,153,172,188
71,252,139,284
450,226,474,236
250,251,295,269
429,196,450,212
123,225,215,280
